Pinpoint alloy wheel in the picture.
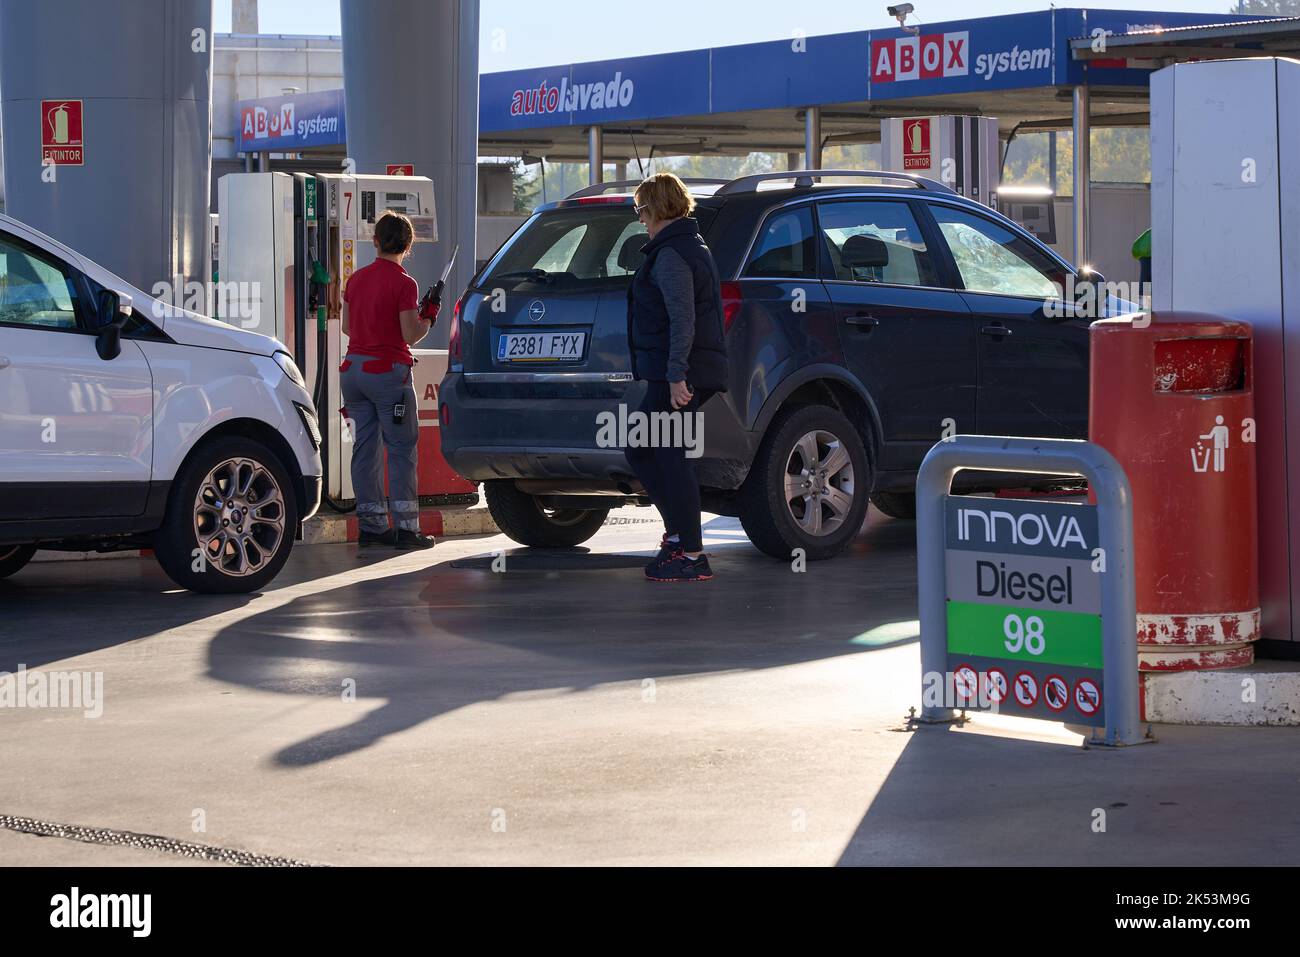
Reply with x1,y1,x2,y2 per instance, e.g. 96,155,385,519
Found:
193,457,287,577
783,429,856,537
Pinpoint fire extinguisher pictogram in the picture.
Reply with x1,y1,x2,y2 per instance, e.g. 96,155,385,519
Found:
48,103,69,144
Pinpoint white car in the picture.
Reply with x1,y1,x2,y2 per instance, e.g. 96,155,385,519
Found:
0,213,322,593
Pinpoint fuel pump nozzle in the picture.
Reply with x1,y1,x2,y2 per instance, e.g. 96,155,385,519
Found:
309,258,331,332
418,244,459,324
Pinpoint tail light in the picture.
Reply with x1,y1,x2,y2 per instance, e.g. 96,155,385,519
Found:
574,196,630,205
448,297,463,365
720,281,744,332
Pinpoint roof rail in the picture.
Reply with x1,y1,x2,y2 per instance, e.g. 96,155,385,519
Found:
565,177,730,199
714,169,955,196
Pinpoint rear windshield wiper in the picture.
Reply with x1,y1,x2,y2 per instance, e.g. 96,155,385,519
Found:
493,268,555,284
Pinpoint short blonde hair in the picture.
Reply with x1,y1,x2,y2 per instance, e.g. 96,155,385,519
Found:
634,172,695,221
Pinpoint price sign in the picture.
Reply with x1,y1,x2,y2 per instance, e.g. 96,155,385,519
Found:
943,496,1105,726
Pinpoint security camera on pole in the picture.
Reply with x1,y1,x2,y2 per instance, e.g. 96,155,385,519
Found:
887,4,919,35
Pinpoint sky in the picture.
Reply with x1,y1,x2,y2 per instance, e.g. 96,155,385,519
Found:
215,0,1243,71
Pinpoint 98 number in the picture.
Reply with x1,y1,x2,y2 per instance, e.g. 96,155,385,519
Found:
1004,613,1045,655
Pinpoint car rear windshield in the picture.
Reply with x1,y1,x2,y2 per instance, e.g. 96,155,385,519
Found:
480,204,717,292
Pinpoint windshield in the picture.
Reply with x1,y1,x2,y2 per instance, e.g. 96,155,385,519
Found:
481,205,718,292
483,206,647,292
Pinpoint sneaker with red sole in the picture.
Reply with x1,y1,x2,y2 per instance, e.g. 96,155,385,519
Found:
646,553,713,582
645,534,681,574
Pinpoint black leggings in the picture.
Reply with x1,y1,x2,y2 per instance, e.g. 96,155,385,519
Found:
623,380,714,553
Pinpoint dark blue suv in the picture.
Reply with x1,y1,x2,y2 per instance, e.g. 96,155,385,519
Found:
440,170,1100,560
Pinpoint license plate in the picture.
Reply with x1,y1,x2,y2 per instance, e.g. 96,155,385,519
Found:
497,331,586,362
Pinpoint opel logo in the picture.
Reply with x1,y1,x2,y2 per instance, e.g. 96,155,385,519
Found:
528,299,546,322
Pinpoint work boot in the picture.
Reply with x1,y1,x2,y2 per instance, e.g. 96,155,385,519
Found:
395,528,436,550
358,528,398,547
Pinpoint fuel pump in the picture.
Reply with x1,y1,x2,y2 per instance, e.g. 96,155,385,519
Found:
219,170,437,506
291,173,319,383
314,173,437,503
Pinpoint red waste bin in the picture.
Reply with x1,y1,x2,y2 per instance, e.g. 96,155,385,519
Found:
1090,312,1259,671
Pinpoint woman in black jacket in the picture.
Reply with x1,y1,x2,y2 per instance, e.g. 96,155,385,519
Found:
625,172,728,582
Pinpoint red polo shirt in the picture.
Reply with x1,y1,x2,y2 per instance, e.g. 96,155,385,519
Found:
343,258,420,367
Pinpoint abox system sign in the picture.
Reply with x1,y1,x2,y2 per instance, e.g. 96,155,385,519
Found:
871,32,969,82
237,89,346,152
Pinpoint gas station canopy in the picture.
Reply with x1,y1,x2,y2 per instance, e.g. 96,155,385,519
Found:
476,8,1257,163
1071,15,1300,65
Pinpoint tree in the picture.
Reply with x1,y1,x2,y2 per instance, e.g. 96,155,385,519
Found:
510,159,540,214
1230,0,1300,15
1002,128,1151,194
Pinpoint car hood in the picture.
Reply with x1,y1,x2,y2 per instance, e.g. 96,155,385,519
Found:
70,249,286,357
153,301,286,356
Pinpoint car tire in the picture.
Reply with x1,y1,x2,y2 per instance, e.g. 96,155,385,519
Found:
153,436,299,594
0,544,37,580
738,404,871,561
870,489,916,520
484,480,608,548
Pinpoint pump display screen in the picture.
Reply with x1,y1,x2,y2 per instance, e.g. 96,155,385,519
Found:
384,191,417,212
359,190,420,222
355,190,434,241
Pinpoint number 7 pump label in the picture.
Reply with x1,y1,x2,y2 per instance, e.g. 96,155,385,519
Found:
942,496,1105,726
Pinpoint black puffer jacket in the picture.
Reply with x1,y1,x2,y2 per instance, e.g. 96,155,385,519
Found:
626,217,728,391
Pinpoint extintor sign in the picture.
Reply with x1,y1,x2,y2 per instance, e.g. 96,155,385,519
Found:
902,118,931,170
41,100,84,165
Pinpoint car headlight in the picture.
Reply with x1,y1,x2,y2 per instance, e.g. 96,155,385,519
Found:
293,401,322,450
274,350,306,389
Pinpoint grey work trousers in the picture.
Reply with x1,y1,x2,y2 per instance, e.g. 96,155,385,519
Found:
341,356,420,533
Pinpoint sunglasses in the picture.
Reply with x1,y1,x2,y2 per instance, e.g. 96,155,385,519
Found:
634,203,649,215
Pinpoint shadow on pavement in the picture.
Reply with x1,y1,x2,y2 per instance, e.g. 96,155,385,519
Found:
836,718,1300,866
204,513,923,767
0,564,256,670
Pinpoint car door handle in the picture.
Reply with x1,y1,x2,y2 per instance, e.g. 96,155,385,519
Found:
0,355,10,369
980,324,1013,338
847,314,879,329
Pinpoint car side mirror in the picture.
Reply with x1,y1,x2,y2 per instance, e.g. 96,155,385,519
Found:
1075,266,1106,298
95,289,132,361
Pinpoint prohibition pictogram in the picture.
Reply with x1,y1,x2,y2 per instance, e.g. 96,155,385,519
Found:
954,664,979,703
1013,671,1039,707
983,668,1009,704
1074,678,1101,716
1044,675,1069,712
